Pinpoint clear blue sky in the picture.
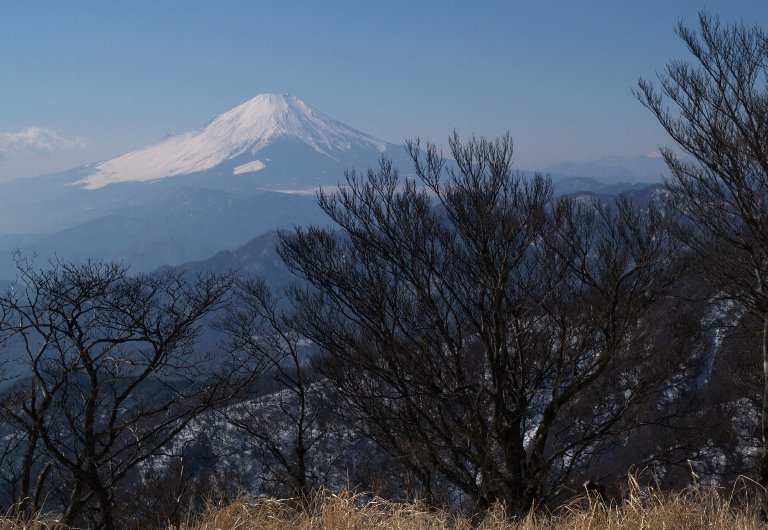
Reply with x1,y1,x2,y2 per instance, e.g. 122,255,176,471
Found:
1,1,766,180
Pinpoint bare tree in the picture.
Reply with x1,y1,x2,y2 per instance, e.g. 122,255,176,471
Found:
635,12,768,485
278,134,681,512
217,277,341,502
0,258,254,530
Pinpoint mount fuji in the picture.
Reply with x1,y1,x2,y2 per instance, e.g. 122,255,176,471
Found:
0,94,410,277
76,93,396,190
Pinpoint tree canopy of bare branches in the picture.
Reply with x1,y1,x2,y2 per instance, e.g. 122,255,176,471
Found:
636,12,768,485
0,259,252,530
279,134,681,512
217,277,341,502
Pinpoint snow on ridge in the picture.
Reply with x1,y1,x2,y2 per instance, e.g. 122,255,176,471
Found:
76,94,388,190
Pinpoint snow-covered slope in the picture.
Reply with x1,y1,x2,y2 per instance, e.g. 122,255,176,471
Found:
77,94,388,189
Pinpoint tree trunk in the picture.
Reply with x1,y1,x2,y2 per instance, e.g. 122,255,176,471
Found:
32,462,52,513
19,432,37,515
96,486,115,530
295,442,309,507
759,316,768,488
61,480,83,527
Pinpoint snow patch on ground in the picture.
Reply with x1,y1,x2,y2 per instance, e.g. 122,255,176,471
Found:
696,298,738,387
233,160,266,175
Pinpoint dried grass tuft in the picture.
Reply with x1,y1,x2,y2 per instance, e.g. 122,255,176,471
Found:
4,476,768,529
172,478,768,530
0,507,65,530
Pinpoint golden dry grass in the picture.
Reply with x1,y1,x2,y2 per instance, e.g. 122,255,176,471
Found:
0,511,64,530
174,477,768,530
4,476,768,529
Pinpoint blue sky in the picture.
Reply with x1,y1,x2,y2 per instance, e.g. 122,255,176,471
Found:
1,1,766,180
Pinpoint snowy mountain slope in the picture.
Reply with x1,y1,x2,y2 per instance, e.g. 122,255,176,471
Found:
77,94,389,189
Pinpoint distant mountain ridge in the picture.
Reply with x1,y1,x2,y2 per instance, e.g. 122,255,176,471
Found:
0,94,669,281
544,154,669,184
0,94,406,277
175,230,293,286
0,189,330,278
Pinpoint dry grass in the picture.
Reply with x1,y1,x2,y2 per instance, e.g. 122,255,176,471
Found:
4,476,768,529
173,477,768,530
0,511,64,530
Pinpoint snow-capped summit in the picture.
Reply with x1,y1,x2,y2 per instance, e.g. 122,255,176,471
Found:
77,94,389,190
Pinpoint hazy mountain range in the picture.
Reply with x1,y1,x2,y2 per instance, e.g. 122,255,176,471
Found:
545,153,669,184
0,94,665,280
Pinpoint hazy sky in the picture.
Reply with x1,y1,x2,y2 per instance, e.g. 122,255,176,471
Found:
1,1,767,180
